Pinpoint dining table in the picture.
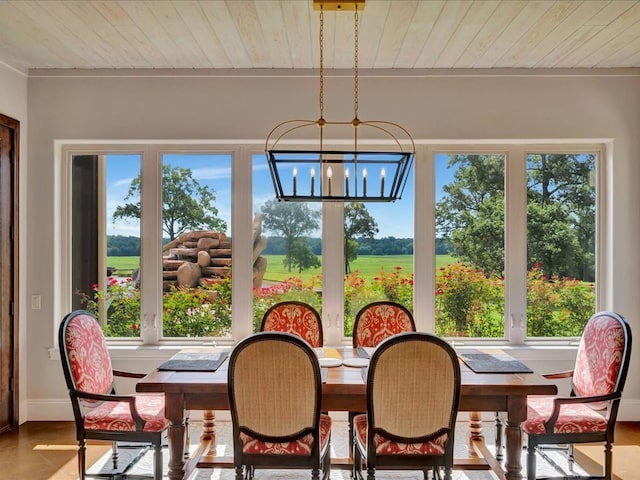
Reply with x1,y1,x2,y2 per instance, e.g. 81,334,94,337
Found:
136,346,557,480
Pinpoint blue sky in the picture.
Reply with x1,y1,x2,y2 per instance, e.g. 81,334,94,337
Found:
105,153,456,239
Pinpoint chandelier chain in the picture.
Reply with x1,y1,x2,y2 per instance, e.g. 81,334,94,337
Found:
354,6,359,120
319,6,324,121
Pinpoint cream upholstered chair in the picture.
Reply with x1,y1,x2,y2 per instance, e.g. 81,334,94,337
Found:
228,331,332,480
352,301,415,348
260,300,323,347
349,301,416,453
523,311,632,480
58,310,168,480
353,332,461,480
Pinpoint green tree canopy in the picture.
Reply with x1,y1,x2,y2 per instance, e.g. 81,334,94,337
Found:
261,200,321,273
113,164,227,241
344,202,378,274
436,153,595,280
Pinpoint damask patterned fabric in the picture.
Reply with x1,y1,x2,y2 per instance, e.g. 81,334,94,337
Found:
354,303,415,348
353,414,447,455
65,312,168,433
65,313,114,395
524,314,625,435
262,303,322,347
84,394,169,432
239,413,332,455
573,313,626,400
523,396,608,434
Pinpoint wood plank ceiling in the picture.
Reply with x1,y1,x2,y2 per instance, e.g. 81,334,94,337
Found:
0,0,639,74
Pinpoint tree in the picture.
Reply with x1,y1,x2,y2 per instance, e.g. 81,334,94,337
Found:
291,239,321,273
113,164,227,241
436,153,595,280
344,202,378,274
261,200,321,273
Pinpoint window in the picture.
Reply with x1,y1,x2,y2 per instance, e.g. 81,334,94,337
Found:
63,142,602,346
435,153,505,338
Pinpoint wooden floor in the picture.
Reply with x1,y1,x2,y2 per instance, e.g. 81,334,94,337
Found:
0,421,638,480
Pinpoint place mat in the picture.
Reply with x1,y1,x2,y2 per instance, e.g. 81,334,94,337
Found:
357,347,375,359
158,350,230,372
458,351,533,374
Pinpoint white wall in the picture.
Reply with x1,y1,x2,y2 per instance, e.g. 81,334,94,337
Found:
24,69,640,420
0,62,28,424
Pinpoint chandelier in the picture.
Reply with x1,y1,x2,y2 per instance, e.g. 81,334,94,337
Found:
265,0,414,202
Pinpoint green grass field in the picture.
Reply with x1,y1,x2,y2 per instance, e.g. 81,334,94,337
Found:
259,254,456,282
107,254,458,281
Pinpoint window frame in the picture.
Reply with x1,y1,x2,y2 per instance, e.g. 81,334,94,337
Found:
57,140,607,347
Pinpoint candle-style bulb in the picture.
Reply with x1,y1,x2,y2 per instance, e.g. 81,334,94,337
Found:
310,168,315,196
327,167,333,196
345,168,349,197
363,168,367,197
292,167,297,196
380,168,385,197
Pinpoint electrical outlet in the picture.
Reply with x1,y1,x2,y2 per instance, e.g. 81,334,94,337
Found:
31,294,41,310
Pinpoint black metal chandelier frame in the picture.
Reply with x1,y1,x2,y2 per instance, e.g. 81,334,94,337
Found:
265,0,414,203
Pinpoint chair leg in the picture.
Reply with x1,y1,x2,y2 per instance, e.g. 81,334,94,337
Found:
78,439,87,480
111,440,119,469
527,442,536,480
443,466,453,480
366,466,375,480
154,442,163,480
234,465,243,480
312,467,320,480
495,411,504,462
604,441,613,480
567,443,574,472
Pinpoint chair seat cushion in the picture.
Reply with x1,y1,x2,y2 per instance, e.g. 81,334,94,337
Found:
240,414,332,455
353,414,447,455
523,395,608,435
84,393,168,432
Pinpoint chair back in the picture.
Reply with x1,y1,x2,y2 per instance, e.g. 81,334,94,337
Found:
260,301,323,347
572,311,632,405
353,301,415,347
228,331,323,446
59,310,114,396
366,332,460,458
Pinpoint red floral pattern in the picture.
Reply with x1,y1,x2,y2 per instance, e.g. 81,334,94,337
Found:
65,313,168,433
573,314,625,400
240,414,332,455
354,304,414,348
262,303,322,347
524,314,626,435
353,414,447,455
524,396,608,434
84,394,169,432
65,314,114,395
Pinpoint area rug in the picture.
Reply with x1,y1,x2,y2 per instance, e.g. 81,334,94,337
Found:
87,420,591,479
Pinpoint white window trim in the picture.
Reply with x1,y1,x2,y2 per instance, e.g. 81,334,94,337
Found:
54,139,610,351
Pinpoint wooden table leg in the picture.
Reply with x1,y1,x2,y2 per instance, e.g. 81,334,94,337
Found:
165,393,186,480
505,395,526,480
201,409,216,442
468,411,483,458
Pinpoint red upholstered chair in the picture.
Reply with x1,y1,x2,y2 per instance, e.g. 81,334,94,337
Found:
523,311,632,480
228,331,332,480
58,310,168,480
352,301,415,348
261,301,323,347
353,332,461,480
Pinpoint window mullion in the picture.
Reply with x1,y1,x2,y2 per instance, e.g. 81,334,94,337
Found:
139,146,163,344
505,147,527,344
